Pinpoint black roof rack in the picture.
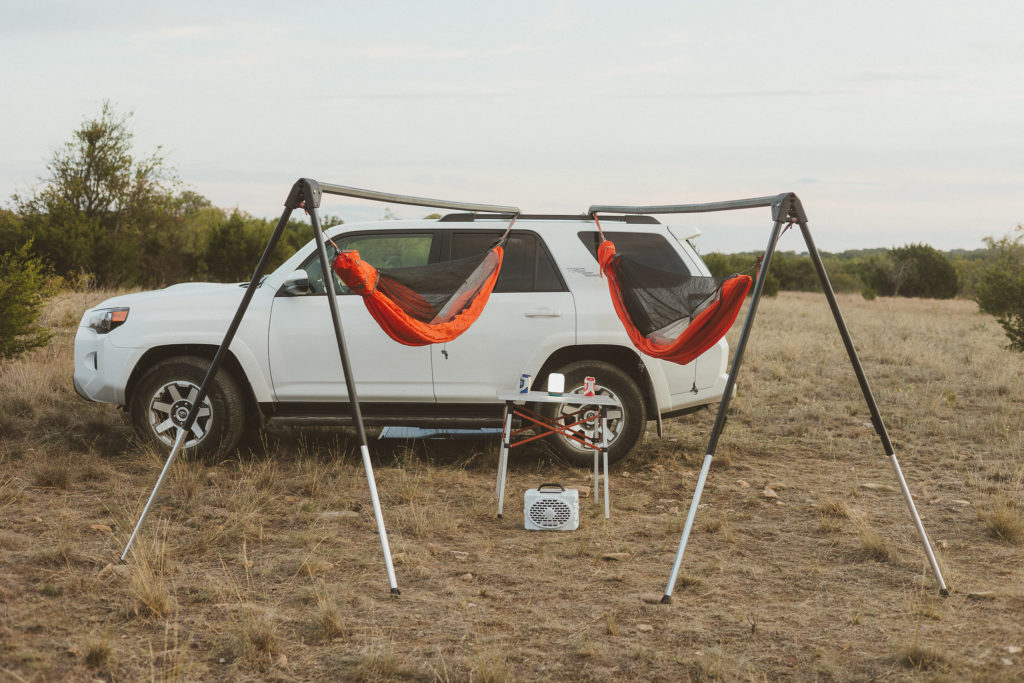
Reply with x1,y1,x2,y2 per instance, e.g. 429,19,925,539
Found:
438,213,660,224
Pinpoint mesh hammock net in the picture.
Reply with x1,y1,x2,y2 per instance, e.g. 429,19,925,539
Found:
332,223,512,346
595,220,753,365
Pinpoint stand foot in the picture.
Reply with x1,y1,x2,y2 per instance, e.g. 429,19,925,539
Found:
660,595,672,605
390,587,402,595
940,588,950,597
497,514,502,519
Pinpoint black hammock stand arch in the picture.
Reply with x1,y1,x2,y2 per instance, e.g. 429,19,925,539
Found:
588,192,948,602
121,179,948,603
121,178,521,594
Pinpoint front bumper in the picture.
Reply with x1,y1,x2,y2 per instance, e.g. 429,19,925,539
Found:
73,325,140,405
72,372,95,402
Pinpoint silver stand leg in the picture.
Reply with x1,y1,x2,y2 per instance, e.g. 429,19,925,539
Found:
360,443,398,591
497,410,513,518
659,218,787,604
602,414,610,520
890,452,949,595
121,188,299,563
593,424,599,504
663,453,713,602
121,428,187,560
310,199,400,594
495,406,508,497
800,221,949,595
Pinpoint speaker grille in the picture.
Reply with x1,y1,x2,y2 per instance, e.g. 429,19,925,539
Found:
528,498,573,529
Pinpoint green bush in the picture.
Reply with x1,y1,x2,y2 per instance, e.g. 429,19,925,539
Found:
973,227,1024,351
0,243,54,359
890,243,959,298
857,244,959,298
703,252,777,296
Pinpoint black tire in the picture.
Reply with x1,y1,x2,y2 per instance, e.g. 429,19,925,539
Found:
130,355,246,460
541,360,647,467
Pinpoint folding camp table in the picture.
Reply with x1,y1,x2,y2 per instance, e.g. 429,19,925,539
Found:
495,390,621,520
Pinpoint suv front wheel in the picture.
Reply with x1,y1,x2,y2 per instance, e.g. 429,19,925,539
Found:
541,360,647,467
129,355,245,459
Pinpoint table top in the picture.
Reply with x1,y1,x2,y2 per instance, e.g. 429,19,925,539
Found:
497,390,621,406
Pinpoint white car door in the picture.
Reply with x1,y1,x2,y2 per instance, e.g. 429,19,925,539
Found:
430,230,576,402
268,231,435,403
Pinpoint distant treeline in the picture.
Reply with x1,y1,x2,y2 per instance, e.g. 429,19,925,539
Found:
0,102,988,298
702,243,986,300
2,103,1023,358
0,203,343,289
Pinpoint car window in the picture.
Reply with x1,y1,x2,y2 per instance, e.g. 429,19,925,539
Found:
577,231,691,275
450,231,566,292
301,233,435,294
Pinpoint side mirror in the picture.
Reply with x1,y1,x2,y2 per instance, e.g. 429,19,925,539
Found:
279,270,311,296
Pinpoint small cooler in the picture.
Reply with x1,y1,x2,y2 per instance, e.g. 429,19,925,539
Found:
524,484,579,531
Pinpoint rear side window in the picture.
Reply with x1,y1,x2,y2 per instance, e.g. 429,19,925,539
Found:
577,231,690,275
450,231,566,292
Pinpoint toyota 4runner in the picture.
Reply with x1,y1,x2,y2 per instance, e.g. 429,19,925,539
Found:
73,213,732,465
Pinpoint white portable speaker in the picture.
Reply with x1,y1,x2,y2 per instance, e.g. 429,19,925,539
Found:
524,483,579,531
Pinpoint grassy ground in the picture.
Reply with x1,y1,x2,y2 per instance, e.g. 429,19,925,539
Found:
1,290,1022,681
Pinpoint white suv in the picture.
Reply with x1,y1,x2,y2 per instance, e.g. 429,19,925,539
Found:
73,213,731,465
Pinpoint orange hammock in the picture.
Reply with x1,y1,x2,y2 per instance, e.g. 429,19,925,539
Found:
596,231,752,365
333,237,507,347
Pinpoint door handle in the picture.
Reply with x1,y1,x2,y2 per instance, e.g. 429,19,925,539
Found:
524,308,561,318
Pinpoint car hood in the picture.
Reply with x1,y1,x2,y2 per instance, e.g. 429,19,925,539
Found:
84,282,250,318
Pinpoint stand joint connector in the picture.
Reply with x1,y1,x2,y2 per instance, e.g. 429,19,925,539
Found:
285,178,323,210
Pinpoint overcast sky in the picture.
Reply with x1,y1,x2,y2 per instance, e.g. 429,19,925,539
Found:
2,0,1022,253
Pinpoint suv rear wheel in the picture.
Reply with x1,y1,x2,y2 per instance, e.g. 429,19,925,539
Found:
541,360,646,467
130,355,245,459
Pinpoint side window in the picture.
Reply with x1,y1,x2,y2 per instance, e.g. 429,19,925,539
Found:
577,231,690,275
301,232,435,294
450,231,565,293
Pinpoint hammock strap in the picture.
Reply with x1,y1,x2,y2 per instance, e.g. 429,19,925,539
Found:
496,214,518,247
592,214,611,277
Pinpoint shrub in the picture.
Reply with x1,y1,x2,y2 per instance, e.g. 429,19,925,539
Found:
704,251,777,296
889,243,959,298
858,244,959,298
974,226,1024,351
0,242,54,359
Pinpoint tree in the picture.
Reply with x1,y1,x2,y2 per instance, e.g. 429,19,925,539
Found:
859,244,959,298
974,226,1024,351
0,242,54,358
203,211,267,281
12,102,185,287
889,243,959,299
0,209,24,255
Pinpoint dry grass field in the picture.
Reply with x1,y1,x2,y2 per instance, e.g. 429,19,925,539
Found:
1,289,1022,681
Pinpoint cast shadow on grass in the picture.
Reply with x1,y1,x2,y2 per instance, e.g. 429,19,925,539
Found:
234,425,573,474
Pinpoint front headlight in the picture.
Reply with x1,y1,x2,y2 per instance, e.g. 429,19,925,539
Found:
84,307,130,334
